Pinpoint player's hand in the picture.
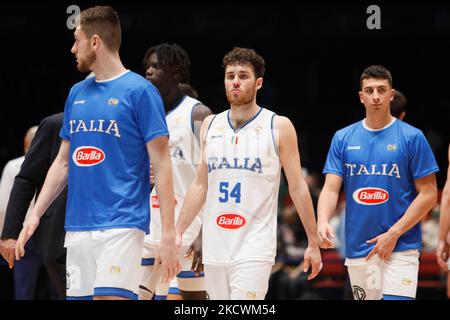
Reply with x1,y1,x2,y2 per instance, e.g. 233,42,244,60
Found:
366,230,400,261
154,236,181,284
303,243,322,280
436,240,450,270
317,221,335,249
15,215,40,261
0,238,17,268
186,232,203,273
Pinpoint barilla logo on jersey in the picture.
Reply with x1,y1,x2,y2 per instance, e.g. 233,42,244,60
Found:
216,213,246,230
72,146,105,167
151,195,160,209
352,187,389,205
151,195,177,209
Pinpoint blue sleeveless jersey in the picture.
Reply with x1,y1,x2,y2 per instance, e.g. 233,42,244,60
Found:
323,119,438,258
60,71,168,233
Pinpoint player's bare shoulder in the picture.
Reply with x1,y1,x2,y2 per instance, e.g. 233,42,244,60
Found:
272,115,293,128
272,115,297,139
192,104,213,122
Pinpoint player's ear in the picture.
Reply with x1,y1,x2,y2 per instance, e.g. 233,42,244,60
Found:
358,91,364,104
390,88,395,101
256,77,263,90
91,34,101,49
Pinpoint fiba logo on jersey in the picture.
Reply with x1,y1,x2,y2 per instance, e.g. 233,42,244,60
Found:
216,213,246,229
72,146,105,167
386,144,397,151
352,187,389,205
107,98,119,106
255,126,263,134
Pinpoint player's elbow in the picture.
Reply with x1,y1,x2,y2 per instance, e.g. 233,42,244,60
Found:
441,184,450,208
423,185,438,210
288,179,309,199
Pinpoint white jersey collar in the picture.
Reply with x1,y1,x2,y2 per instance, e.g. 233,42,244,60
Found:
95,70,130,83
362,117,396,132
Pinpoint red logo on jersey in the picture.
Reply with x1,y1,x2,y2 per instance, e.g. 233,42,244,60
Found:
151,195,160,208
72,146,105,167
352,187,389,205
216,213,246,229
151,195,177,209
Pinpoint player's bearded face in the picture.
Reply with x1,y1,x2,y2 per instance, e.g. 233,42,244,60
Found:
225,64,260,106
76,46,96,72
71,27,96,73
226,83,256,105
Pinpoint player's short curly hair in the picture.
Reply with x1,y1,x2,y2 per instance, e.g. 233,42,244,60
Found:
360,65,393,88
143,43,191,83
222,47,265,78
80,6,121,52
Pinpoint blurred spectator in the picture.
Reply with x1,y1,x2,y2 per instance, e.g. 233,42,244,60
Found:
0,126,50,300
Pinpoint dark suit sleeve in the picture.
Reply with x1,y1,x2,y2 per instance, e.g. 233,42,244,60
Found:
1,116,57,239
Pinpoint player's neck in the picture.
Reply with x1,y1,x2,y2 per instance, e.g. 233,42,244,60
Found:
229,102,260,129
91,52,126,81
364,112,395,130
164,88,184,113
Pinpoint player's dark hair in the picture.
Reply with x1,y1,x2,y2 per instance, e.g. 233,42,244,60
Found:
222,47,265,78
360,65,393,88
80,6,121,52
390,90,407,118
143,43,191,83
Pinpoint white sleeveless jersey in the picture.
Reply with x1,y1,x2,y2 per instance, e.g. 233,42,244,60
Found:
203,108,281,265
146,96,204,246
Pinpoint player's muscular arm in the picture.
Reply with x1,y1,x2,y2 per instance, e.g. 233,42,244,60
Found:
389,174,438,238
188,105,212,272
15,140,70,260
148,136,176,239
317,173,343,249
437,146,450,270
176,115,214,238
275,116,322,280
147,136,180,282
192,104,213,141
367,173,437,261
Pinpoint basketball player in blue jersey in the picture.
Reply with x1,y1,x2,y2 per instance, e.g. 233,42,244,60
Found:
176,47,322,300
318,65,438,300
437,144,450,298
14,6,179,300
139,43,211,300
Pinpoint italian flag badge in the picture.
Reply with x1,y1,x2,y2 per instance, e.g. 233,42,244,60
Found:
231,136,239,145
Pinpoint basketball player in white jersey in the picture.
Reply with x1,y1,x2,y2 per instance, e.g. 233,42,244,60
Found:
437,144,450,298
140,43,212,300
176,47,322,300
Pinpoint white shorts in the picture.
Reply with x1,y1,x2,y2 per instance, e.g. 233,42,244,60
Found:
204,261,273,300
65,228,145,300
345,250,420,300
140,244,205,299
